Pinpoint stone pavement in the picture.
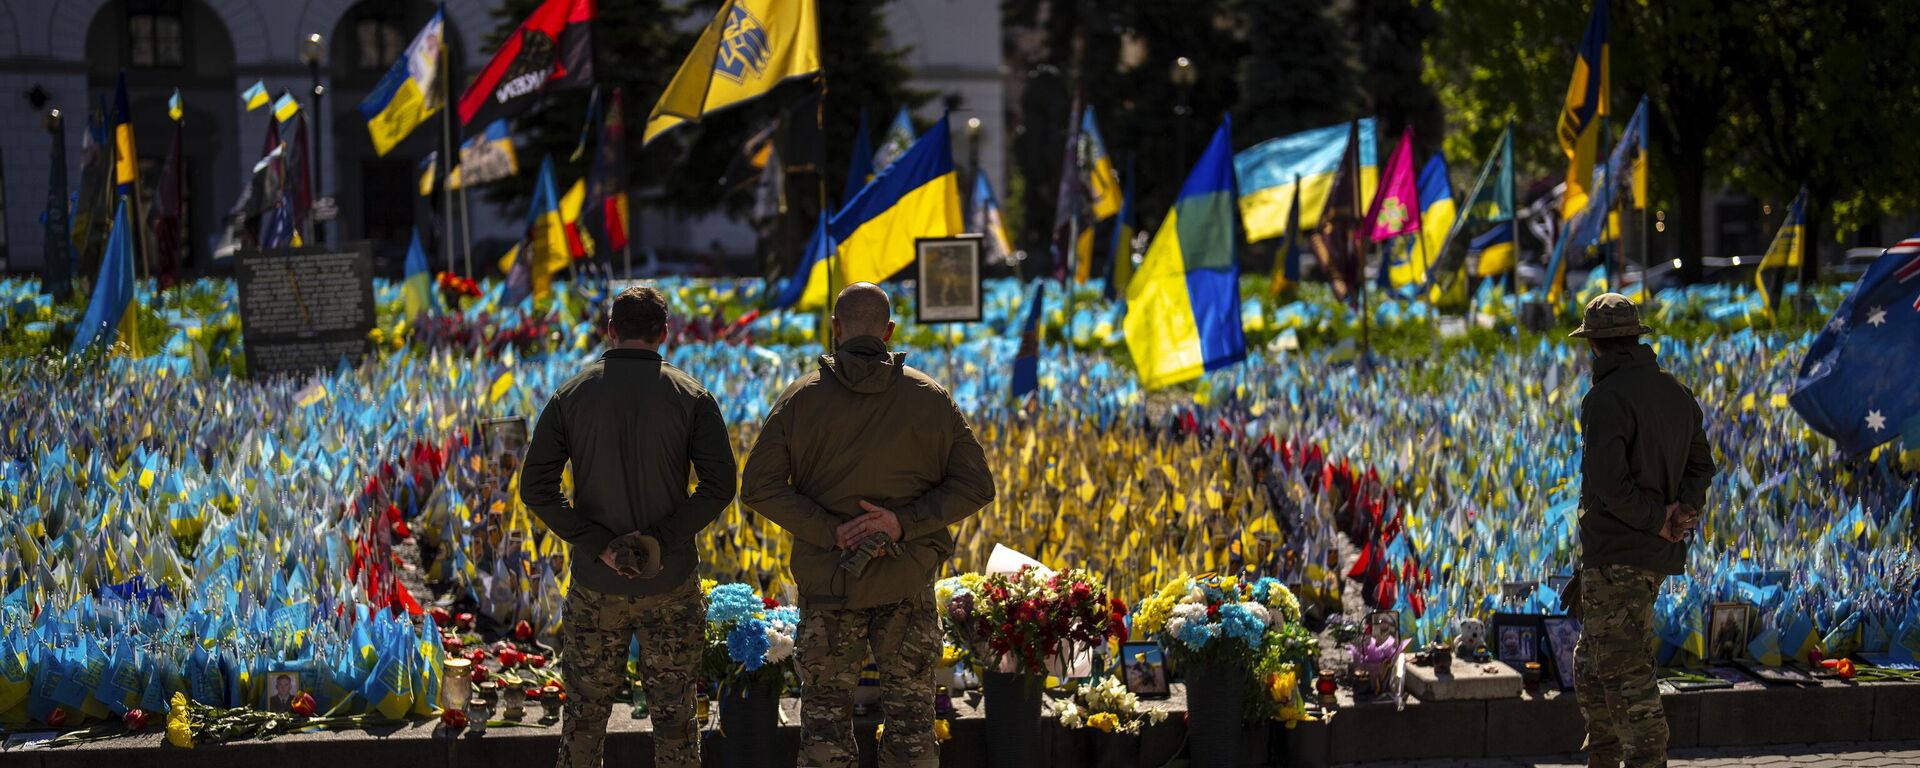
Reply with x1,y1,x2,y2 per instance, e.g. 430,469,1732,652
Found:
1335,739,1920,767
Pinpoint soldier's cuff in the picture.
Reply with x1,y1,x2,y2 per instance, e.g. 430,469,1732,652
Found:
896,503,944,541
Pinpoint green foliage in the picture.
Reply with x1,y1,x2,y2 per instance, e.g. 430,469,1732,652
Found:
1358,0,1444,154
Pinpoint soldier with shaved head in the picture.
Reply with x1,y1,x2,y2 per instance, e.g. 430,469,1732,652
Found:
743,282,997,768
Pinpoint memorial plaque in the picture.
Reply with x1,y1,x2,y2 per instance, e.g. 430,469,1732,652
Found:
236,243,376,378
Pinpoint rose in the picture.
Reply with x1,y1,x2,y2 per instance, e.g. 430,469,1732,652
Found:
123,709,150,731
470,666,489,684
514,620,535,641
290,692,317,717
498,648,525,668
527,654,547,669
443,637,463,654
456,613,476,630
465,648,488,665
430,607,452,626
762,597,781,610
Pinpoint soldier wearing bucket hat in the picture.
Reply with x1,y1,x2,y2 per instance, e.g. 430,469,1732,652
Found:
1568,293,1717,768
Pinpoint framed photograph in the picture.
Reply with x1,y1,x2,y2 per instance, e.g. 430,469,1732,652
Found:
1544,617,1582,690
1120,643,1170,699
1366,610,1401,643
1490,613,1545,671
914,236,984,323
478,415,529,452
263,671,303,713
1708,603,1755,663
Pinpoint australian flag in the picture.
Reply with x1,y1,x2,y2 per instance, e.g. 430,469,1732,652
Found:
1790,233,1920,456
1010,282,1045,400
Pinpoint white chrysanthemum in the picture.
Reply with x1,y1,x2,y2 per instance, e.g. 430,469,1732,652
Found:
1170,603,1208,622
1165,616,1187,640
1237,601,1271,628
764,624,796,663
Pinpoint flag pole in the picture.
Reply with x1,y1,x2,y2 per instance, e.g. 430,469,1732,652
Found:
818,74,835,352
439,3,463,280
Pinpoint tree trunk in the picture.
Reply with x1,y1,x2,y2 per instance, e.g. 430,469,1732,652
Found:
1670,148,1707,284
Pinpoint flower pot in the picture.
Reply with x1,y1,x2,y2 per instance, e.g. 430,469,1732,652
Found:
718,682,781,768
981,671,1043,768
1093,730,1141,768
1181,661,1248,768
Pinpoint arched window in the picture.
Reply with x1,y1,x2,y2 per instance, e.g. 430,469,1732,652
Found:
353,7,409,73
127,0,186,68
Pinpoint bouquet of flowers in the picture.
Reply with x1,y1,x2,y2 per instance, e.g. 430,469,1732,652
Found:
701,583,799,692
1133,574,1305,668
1045,676,1167,734
937,567,1128,676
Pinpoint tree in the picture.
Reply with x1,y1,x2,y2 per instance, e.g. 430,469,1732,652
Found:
1234,0,1359,149
1357,0,1444,158
1716,0,1920,281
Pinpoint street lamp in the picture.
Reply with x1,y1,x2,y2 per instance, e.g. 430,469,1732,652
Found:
966,117,983,219
299,33,327,244
1170,56,1196,174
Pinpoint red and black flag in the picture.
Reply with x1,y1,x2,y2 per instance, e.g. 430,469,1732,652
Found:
1310,120,1363,302
457,0,594,130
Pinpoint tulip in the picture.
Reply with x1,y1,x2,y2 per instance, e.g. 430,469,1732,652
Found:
527,654,547,669
290,692,317,717
514,620,535,641
122,709,149,731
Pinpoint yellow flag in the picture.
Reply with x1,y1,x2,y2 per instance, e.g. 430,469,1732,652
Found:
645,0,821,144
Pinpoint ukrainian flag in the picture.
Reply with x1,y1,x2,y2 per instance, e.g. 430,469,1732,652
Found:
1557,0,1609,220
824,115,962,289
1267,178,1302,297
359,9,444,156
1124,119,1246,389
1082,107,1122,220
402,229,434,319
241,80,270,111
70,199,141,356
1469,220,1517,277
1755,187,1806,316
972,172,1014,266
273,91,301,123
1389,154,1455,290
645,0,821,144
502,157,572,302
1234,118,1378,243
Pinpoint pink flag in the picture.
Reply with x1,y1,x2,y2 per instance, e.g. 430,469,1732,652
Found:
1366,130,1421,243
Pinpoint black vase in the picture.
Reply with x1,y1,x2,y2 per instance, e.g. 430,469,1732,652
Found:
1044,720,1090,765
981,671,1043,768
1093,730,1140,768
1181,661,1248,768
717,681,781,768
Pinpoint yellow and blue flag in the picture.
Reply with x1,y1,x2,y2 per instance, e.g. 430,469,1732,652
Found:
972,171,1014,267
358,9,443,156
1234,118,1378,243
1105,160,1136,301
419,119,518,195
1010,281,1044,399
70,199,141,356
1124,118,1246,389
1390,154,1456,290
241,80,270,111
1267,175,1302,297
167,89,182,121
1469,220,1517,278
644,0,821,144
1755,187,1806,316
768,211,832,310
1081,107,1121,220
273,91,301,123
822,115,962,289
112,74,139,200
1557,0,1609,220
402,229,433,319
503,157,572,303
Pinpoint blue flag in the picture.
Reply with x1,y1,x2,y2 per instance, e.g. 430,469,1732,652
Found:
1790,234,1920,456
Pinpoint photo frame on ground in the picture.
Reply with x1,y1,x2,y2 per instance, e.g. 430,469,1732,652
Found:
914,236,984,324
1366,610,1401,643
1490,613,1545,671
1119,643,1170,699
1708,602,1755,663
263,671,303,713
1544,617,1582,690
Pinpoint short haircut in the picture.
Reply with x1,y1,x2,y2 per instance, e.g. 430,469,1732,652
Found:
834,282,892,337
609,285,669,342
1589,335,1640,355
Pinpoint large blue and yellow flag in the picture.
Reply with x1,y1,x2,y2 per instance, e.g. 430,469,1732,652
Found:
1557,0,1609,220
1423,125,1515,291
70,199,141,356
1081,107,1122,220
1125,119,1246,389
502,157,572,303
645,0,821,144
1469,220,1517,278
824,115,963,288
768,211,831,311
1234,118,1378,243
358,9,443,156
1755,187,1807,316
1389,154,1456,290
112,73,139,202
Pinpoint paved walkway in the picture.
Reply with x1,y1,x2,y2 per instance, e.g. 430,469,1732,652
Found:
1336,740,1920,767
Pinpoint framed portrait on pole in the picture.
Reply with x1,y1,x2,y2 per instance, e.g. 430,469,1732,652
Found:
914,235,983,323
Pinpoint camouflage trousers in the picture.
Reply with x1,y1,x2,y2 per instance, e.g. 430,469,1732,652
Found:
1574,564,1668,768
558,577,704,768
796,591,940,768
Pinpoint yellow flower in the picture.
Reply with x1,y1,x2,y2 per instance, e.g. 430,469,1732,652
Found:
933,719,951,741
1087,712,1119,733
940,644,967,667
166,692,196,749
700,578,717,596
875,723,885,740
